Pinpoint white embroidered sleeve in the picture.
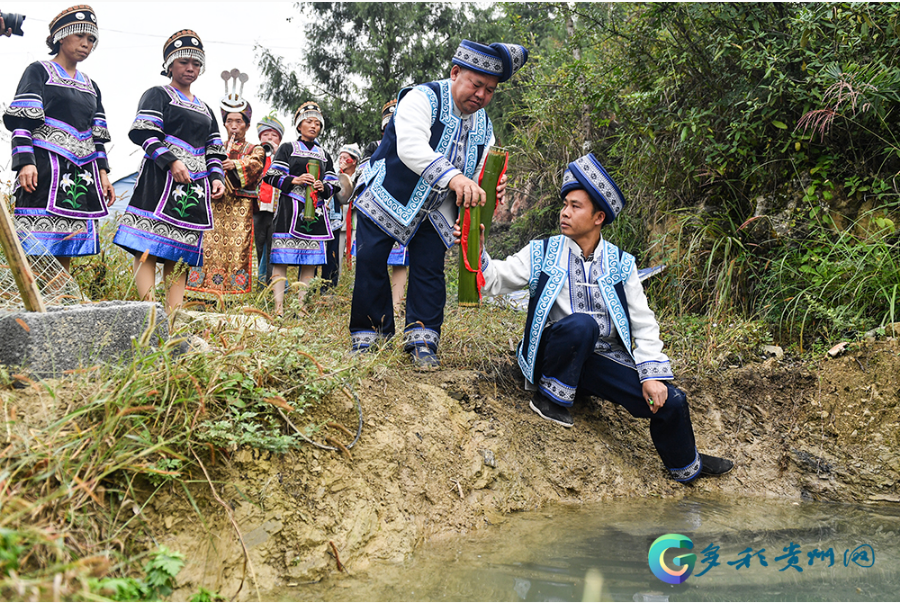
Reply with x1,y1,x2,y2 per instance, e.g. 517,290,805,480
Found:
395,88,460,183
623,267,674,381
482,245,532,298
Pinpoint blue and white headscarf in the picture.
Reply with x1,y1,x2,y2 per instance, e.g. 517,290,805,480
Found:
560,153,626,224
451,39,528,83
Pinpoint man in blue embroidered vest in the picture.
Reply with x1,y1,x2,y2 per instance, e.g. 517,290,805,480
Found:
349,39,528,368
475,153,734,483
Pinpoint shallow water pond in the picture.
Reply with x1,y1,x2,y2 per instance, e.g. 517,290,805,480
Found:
274,495,900,601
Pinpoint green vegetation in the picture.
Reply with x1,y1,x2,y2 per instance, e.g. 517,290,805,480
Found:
502,3,900,348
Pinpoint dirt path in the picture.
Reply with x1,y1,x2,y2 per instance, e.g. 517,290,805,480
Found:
141,339,900,599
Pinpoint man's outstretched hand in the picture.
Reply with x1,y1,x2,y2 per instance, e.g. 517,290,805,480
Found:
452,215,485,251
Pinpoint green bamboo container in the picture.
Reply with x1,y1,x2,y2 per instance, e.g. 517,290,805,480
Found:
458,147,507,307
304,160,321,221
458,204,482,307
480,147,508,239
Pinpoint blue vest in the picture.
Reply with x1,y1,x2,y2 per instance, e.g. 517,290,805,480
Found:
518,236,636,382
355,79,492,243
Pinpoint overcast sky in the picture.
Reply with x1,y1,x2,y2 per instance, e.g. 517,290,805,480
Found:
1,1,309,184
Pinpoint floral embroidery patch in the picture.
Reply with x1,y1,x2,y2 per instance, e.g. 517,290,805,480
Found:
59,169,95,209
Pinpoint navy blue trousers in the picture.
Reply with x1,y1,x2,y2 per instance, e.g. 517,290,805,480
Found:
535,313,700,480
319,235,340,290
349,213,446,352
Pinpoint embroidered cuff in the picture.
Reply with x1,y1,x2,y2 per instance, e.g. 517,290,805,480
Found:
95,148,110,173
143,140,175,171
131,115,164,134
421,156,457,187
5,103,44,122
403,326,440,352
351,330,387,351
539,375,576,406
637,360,674,382
669,449,701,482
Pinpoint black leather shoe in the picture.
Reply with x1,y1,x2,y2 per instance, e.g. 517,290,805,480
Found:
529,392,574,428
700,453,734,476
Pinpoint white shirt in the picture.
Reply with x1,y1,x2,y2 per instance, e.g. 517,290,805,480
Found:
482,235,673,378
394,83,495,226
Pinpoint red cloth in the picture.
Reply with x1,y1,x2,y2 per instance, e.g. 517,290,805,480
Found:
258,155,275,210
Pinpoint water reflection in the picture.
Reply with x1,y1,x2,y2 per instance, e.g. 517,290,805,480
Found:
272,496,900,602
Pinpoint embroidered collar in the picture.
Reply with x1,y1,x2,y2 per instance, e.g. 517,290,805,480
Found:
40,61,95,95
49,61,86,83
167,85,202,106
568,234,603,263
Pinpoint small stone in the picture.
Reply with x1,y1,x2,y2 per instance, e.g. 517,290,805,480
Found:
827,342,848,357
763,345,784,359
482,449,496,468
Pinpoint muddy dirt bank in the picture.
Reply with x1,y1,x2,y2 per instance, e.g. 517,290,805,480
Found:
143,339,899,599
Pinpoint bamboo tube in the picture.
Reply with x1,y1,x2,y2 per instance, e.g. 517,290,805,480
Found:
304,160,321,221
457,147,508,307
0,197,46,312
458,204,482,307
480,147,508,239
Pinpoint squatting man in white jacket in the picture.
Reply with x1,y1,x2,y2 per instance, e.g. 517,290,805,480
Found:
457,153,734,483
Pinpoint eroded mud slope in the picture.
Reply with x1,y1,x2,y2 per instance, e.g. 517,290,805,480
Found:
143,340,900,599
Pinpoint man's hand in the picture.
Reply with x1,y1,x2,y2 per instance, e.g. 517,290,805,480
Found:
18,164,38,193
0,16,11,37
452,214,485,249
99,169,116,206
169,159,190,184
642,380,669,415
211,179,225,199
222,159,236,171
496,173,508,206
449,173,486,208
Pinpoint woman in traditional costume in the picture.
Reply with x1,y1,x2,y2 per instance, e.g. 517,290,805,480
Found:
113,30,226,312
262,101,338,316
185,70,265,299
3,5,115,272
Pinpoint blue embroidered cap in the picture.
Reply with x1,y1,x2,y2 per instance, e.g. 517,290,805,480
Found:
452,40,528,83
560,153,626,224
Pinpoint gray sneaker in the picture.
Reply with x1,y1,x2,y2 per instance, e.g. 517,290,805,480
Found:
529,392,574,427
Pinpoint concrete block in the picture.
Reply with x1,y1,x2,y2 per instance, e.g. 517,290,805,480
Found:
0,301,168,378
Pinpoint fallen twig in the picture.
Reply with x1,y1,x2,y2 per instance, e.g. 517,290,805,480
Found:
329,540,345,572
326,422,354,440
296,350,325,376
324,436,352,461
